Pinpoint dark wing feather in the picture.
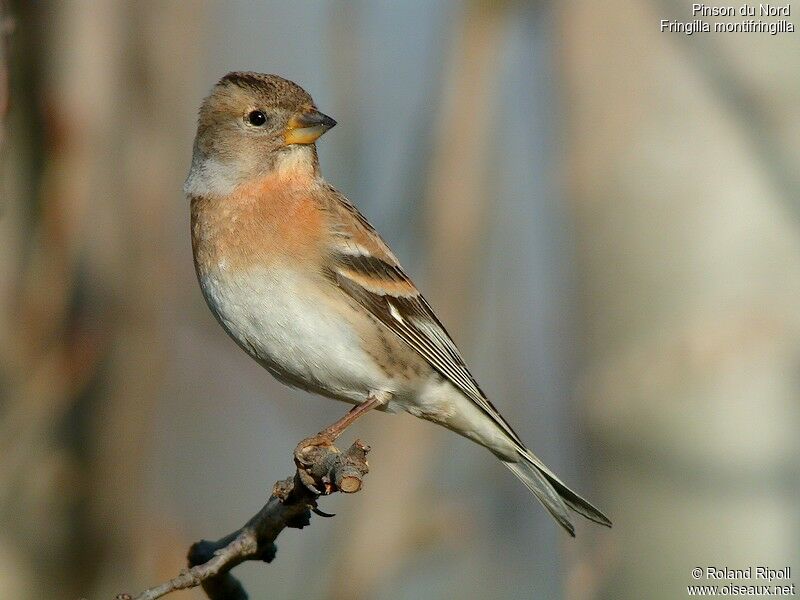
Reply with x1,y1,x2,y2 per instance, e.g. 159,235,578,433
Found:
320,186,524,445
327,249,524,448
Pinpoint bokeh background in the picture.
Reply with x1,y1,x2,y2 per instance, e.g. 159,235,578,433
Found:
1,1,798,599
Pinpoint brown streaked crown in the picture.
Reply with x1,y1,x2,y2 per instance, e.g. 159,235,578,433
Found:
216,72,314,110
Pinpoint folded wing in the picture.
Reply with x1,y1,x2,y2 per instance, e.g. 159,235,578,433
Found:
321,188,524,448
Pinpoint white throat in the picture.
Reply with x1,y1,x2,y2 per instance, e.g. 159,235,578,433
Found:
183,145,318,198
272,146,318,180
183,151,241,198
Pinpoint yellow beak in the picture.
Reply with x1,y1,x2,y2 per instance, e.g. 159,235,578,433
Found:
284,110,337,145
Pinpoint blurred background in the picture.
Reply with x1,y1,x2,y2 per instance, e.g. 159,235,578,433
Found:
1,1,798,599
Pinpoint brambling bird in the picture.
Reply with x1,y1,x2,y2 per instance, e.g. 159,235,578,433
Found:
185,72,611,536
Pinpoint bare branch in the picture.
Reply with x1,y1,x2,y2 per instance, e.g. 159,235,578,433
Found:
116,437,371,600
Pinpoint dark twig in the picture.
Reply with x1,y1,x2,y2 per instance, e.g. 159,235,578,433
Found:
116,437,371,600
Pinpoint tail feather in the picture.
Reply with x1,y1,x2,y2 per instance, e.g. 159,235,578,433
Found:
505,461,576,536
504,449,612,536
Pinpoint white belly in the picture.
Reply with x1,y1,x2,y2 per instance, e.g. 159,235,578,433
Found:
198,265,390,403
197,265,516,455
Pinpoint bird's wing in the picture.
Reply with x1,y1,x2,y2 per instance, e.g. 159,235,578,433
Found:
322,188,524,447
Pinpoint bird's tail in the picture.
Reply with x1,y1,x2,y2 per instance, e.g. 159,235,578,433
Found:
504,449,612,537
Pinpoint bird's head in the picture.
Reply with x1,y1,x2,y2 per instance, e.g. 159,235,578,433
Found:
186,72,336,197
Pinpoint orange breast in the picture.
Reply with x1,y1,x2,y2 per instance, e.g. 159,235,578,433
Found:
191,175,326,274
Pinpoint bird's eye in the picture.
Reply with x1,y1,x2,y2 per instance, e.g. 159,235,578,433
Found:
247,110,267,126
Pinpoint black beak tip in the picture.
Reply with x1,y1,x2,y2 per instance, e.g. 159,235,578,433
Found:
322,114,337,129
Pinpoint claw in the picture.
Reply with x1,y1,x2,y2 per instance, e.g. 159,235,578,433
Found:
294,433,335,466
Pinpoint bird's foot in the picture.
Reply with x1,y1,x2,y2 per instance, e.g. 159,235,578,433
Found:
294,431,336,465
293,432,338,495
291,394,382,495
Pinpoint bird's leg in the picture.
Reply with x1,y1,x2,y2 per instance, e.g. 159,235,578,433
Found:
294,393,381,454
296,392,384,456
293,392,384,495
320,394,383,441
